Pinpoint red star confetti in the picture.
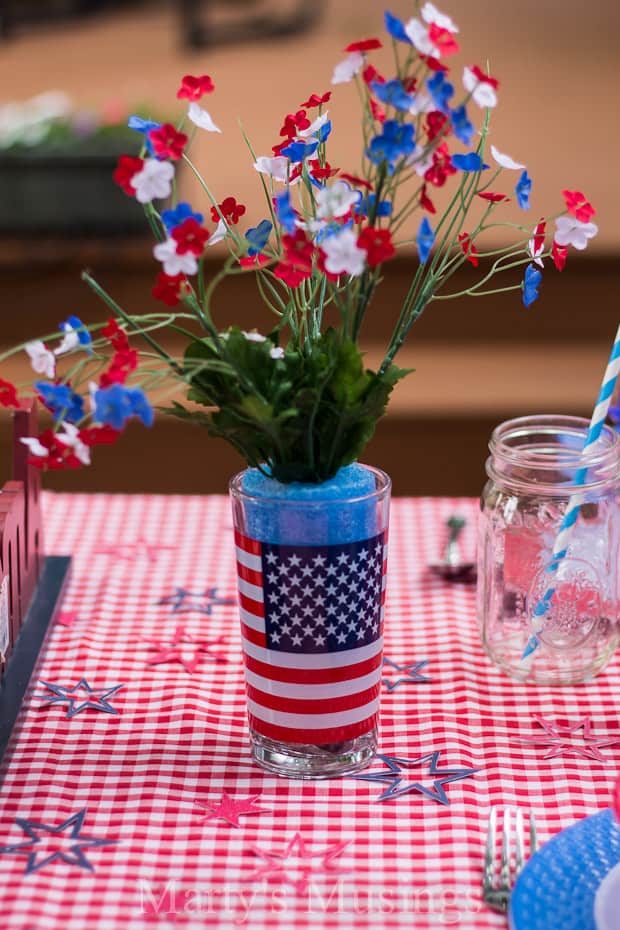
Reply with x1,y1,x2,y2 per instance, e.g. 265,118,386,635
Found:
522,716,620,763
196,793,270,828
144,624,227,673
248,833,349,893
94,536,176,563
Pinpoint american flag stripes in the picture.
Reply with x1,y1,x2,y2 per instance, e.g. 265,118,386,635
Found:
235,529,387,745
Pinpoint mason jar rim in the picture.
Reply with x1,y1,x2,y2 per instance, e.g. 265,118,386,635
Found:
229,463,392,506
487,414,620,495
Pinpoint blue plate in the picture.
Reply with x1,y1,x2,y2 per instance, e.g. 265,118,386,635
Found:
510,810,620,930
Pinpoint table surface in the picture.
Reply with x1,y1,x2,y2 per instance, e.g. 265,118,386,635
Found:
0,492,618,929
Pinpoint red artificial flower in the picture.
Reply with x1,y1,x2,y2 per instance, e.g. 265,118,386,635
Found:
148,123,188,161
420,184,436,214
458,232,479,267
279,109,311,139
271,140,289,156
99,349,138,388
177,74,215,101
357,228,395,268
344,38,382,53
369,99,386,124
469,65,499,88
0,378,19,408
102,318,130,352
428,23,459,56
532,219,546,255
300,91,331,109
308,159,338,181
477,192,510,203
339,173,373,191
152,271,187,307
419,55,448,73
273,231,314,287
113,155,144,196
362,64,385,86
27,430,82,471
78,425,121,447
404,76,417,93
172,218,210,256
425,143,457,188
562,190,596,223
239,254,271,268
426,111,449,142
210,196,246,225
552,240,568,271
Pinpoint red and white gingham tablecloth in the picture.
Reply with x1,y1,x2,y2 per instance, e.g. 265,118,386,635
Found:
0,492,619,929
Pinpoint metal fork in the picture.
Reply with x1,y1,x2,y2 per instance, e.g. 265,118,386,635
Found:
482,806,538,913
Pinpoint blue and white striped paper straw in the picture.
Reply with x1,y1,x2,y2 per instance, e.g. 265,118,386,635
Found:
522,322,620,659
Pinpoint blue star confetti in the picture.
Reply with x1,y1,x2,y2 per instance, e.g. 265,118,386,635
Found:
0,808,116,874
352,751,480,804
381,657,432,691
36,678,124,719
157,586,236,615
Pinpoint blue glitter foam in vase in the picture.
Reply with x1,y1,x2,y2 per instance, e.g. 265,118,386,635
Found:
240,463,383,545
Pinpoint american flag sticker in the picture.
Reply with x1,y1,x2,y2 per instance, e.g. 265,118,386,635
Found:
235,529,386,745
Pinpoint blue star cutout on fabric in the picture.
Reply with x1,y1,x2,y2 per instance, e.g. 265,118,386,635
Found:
36,678,124,719
352,751,480,805
0,808,116,874
381,657,432,691
157,586,236,615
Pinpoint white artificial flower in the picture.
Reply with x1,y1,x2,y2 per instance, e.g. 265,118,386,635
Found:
331,51,364,85
408,93,434,116
320,228,366,277
187,102,221,133
490,145,525,170
253,156,289,184
463,67,498,108
554,217,599,250
55,422,91,466
421,2,459,32
270,346,285,360
88,380,99,414
528,238,545,268
242,331,267,343
297,112,330,139
153,238,198,276
54,323,79,356
316,181,361,220
404,18,439,57
25,340,55,378
132,159,175,204
406,146,434,177
20,436,48,458
207,219,228,246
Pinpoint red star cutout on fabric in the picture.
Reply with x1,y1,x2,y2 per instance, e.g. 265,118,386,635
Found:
144,625,227,673
94,536,176,563
522,715,620,762
196,793,270,828
57,611,79,628
248,833,349,893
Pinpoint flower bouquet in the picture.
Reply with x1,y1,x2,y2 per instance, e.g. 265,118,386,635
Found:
0,3,598,777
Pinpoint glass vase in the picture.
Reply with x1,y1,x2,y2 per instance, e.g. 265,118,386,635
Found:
477,415,620,684
229,463,391,778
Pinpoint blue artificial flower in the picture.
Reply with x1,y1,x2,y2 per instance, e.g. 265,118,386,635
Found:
127,115,160,155
275,191,297,235
356,194,392,218
384,10,412,44
427,72,454,114
450,105,474,146
451,152,489,172
371,79,413,113
60,315,92,354
522,263,542,307
317,120,332,144
416,217,435,264
161,202,204,232
245,219,273,256
367,120,415,172
515,170,532,210
35,382,84,424
280,140,319,163
94,384,153,431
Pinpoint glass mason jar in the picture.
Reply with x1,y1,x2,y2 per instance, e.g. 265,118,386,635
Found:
230,464,390,778
478,415,620,684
